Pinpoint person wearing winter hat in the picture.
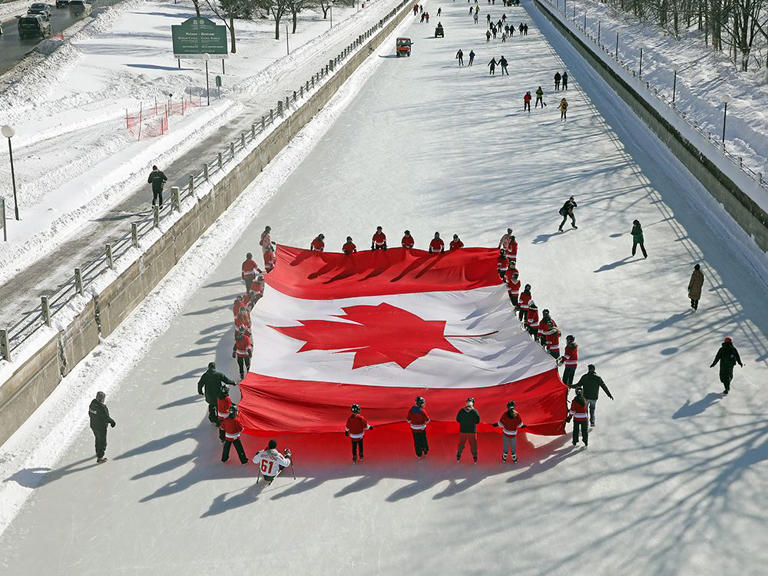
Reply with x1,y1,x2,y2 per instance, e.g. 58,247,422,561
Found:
456,397,481,463
558,335,578,386
688,264,704,311
493,400,526,462
710,337,743,395
572,364,613,427
406,396,430,459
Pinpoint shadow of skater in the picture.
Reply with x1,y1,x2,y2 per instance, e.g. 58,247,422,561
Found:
4,457,98,488
672,393,722,419
533,230,570,244
594,256,632,273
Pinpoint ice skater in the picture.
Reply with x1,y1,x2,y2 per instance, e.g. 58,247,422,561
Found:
558,335,578,386
535,86,546,108
562,71,568,89
558,196,577,231
567,388,589,447
456,397,481,463
197,362,235,424
88,391,116,463
371,226,387,250
147,165,167,207
558,97,568,120
220,406,248,464
499,55,509,75
253,440,292,484
631,220,647,258
345,404,373,463
688,264,704,311
407,396,430,458
710,337,743,395
469,49,476,66
523,91,531,112
572,364,613,427
554,71,561,90
493,400,525,462
456,48,464,66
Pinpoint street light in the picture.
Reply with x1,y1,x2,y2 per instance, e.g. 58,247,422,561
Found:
330,6,333,28
203,53,210,106
1,125,18,221
721,95,730,146
638,45,644,79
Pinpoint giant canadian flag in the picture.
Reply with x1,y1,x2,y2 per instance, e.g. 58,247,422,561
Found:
239,246,567,436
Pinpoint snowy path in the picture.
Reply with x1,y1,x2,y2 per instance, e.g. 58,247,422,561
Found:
0,0,403,327
0,1,767,574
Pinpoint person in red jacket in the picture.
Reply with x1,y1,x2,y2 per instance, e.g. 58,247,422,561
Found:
544,319,561,358
525,302,539,337
406,396,430,458
567,388,589,447
234,307,251,337
220,406,248,464
401,230,415,248
558,335,578,386
234,331,252,380
371,226,387,250
505,269,521,306
537,309,554,346
449,234,464,250
251,273,265,298
233,294,249,317
342,236,357,255
429,232,444,254
523,91,532,112
345,404,373,463
518,284,532,321
241,252,261,292
259,225,274,255
263,245,276,272
493,400,526,462
496,248,509,280
506,235,518,268
310,234,325,252
216,385,233,441
498,228,513,252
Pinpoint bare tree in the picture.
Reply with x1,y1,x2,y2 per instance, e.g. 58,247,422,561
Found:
204,0,247,53
255,0,289,40
192,0,202,16
315,0,333,19
287,0,310,33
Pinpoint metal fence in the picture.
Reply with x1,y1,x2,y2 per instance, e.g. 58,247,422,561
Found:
0,0,409,362
541,0,767,191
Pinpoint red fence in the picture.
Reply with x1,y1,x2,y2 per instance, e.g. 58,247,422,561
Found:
125,94,203,140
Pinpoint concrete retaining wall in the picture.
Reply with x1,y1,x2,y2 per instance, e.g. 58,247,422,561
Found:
0,0,412,445
535,0,768,251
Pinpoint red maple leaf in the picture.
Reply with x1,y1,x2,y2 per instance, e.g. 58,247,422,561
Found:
270,303,465,369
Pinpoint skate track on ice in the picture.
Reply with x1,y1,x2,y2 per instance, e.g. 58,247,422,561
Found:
0,1,767,574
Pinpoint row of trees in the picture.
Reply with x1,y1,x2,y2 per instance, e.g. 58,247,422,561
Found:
191,0,351,53
600,0,768,71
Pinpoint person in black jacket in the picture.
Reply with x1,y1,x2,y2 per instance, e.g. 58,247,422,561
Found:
558,196,577,231
456,397,481,463
88,391,116,463
147,165,168,207
571,364,613,427
710,337,743,395
197,362,235,424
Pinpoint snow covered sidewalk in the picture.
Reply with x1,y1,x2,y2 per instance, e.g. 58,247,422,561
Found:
0,0,403,327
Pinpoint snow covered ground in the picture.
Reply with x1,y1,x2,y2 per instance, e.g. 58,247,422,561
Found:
0,0,30,21
0,0,394,284
1,1,767,574
542,0,768,182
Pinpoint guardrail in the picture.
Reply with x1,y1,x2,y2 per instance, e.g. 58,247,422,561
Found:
0,0,410,362
539,0,767,193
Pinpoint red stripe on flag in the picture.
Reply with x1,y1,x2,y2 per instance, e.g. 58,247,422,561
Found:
238,370,567,436
266,246,502,300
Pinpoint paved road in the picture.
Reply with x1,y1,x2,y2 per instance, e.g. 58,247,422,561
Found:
0,0,403,331
0,0,120,76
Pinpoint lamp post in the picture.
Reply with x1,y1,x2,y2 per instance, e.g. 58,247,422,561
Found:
721,95,730,146
203,53,210,106
639,45,644,79
1,125,18,221
330,5,333,28
672,69,677,103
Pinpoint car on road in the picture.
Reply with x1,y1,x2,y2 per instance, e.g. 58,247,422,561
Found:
69,0,90,15
27,3,53,20
56,0,69,7
17,14,52,39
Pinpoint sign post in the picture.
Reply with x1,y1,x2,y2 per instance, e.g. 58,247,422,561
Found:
171,17,228,106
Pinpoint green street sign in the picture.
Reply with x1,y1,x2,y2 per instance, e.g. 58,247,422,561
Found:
172,17,228,58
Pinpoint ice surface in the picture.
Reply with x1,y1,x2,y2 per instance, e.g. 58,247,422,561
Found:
0,2,766,574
